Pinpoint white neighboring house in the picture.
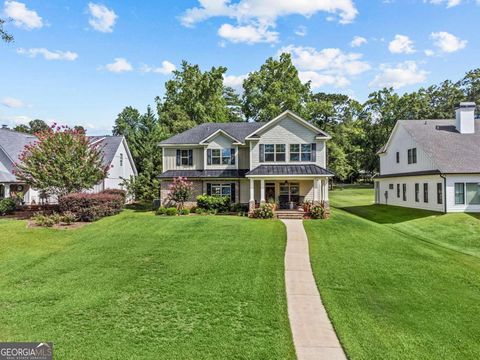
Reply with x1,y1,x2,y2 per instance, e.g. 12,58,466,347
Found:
375,102,480,213
0,128,137,204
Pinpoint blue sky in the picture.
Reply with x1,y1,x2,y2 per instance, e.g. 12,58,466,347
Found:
1,0,479,134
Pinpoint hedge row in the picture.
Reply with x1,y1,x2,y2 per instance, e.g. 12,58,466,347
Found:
59,190,125,222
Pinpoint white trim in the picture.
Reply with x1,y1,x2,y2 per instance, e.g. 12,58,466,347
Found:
160,144,206,148
121,137,138,176
199,129,244,145
244,110,331,140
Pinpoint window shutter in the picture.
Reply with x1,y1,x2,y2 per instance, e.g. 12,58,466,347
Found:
230,148,235,165
176,149,180,166
207,183,212,196
207,149,212,165
231,183,236,203
259,144,265,163
188,149,193,165
311,143,316,162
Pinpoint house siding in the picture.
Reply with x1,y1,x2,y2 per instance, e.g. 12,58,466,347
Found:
250,115,327,169
376,175,444,212
205,134,237,170
445,174,480,213
380,123,436,175
163,147,204,171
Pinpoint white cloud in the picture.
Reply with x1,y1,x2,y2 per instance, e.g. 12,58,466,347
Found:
104,58,133,73
1,96,25,108
180,0,357,44
218,23,278,44
0,114,32,126
280,45,370,89
181,0,358,26
430,31,467,53
3,1,43,29
428,0,462,8
17,48,78,61
369,61,428,89
223,74,248,90
141,60,176,75
388,35,415,54
350,36,367,47
424,49,435,56
88,2,117,33
295,25,307,37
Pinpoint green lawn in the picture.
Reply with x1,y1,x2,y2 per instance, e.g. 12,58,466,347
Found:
0,212,295,360
305,186,480,360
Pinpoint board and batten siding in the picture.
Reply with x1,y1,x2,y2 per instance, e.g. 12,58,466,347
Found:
205,133,237,170
376,175,444,212
379,123,437,175
162,147,204,171
445,174,480,213
238,147,250,169
250,116,327,169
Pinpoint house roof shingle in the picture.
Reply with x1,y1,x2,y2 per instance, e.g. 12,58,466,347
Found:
159,122,266,145
398,119,480,173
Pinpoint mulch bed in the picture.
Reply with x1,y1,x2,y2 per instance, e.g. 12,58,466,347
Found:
26,220,90,230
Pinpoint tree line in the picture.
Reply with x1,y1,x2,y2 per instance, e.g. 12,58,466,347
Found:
113,53,479,200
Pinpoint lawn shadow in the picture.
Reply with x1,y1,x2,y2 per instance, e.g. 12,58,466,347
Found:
125,202,153,212
338,204,441,224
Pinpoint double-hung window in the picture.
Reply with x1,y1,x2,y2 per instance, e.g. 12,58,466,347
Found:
466,183,480,205
415,183,420,202
208,148,235,165
407,148,417,164
397,184,400,198
176,149,193,166
423,183,429,203
396,152,400,163
261,144,286,162
455,183,465,205
207,183,236,202
289,144,313,162
402,184,407,201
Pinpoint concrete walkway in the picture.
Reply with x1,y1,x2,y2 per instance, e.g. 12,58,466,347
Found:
282,219,347,360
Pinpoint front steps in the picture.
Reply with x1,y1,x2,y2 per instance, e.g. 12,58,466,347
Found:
276,210,304,220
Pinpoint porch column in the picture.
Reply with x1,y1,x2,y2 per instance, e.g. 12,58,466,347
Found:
249,178,255,213
313,178,319,203
260,179,265,203
322,179,329,201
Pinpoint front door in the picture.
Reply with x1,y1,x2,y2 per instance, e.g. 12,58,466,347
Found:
279,182,300,209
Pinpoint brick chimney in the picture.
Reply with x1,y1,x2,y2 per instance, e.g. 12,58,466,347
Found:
455,102,476,134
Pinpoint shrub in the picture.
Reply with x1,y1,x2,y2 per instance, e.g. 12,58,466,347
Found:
102,189,126,202
310,204,324,219
196,195,230,213
59,192,123,222
195,208,205,215
32,212,61,227
155,207,167,215
252,203,275,219
0,198,16,216
61,211,77,224
165,207,178,216
231,203,248,213
179,208,190,215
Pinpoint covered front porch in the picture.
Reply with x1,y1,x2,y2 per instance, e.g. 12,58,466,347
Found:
247,177,330,210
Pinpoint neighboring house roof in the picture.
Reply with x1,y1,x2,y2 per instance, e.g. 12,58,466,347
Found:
89,136,125,168
0,129,137,182
159,169,249,179
0,129,37,164
246,165,334,177
159,122,265,145
381,119,480,173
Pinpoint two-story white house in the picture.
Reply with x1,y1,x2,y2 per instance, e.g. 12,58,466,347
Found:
0,128,137,204
375,102,480,213
159,110,334,212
